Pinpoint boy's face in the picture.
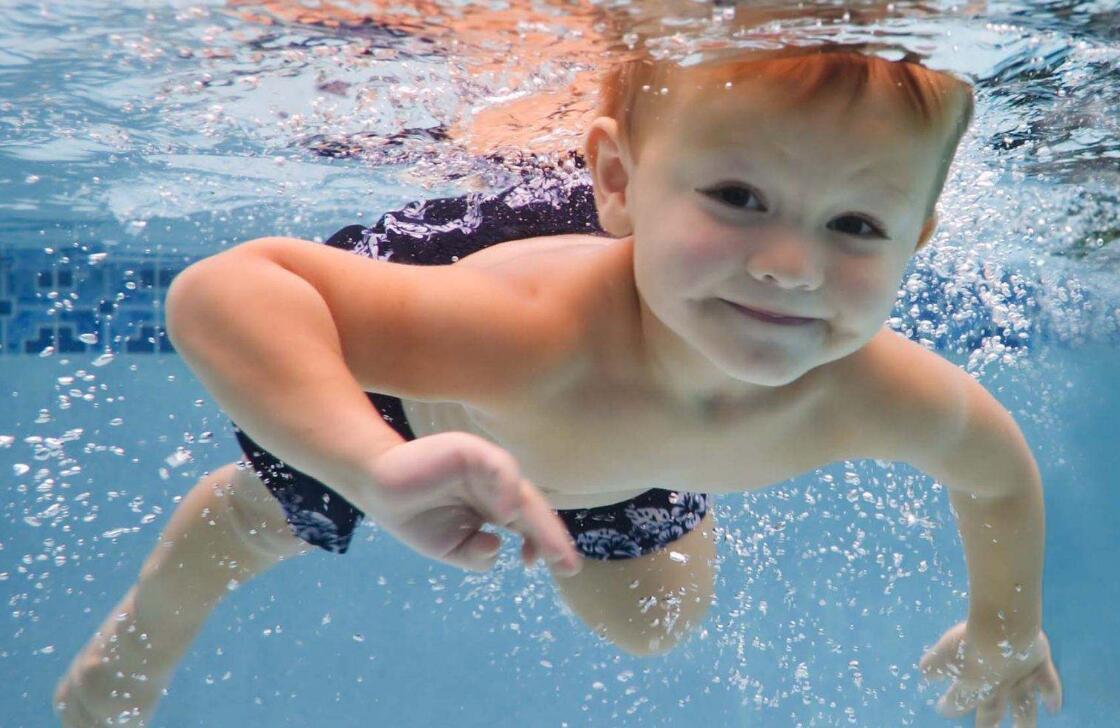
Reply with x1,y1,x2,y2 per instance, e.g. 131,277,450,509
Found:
588,74,944,393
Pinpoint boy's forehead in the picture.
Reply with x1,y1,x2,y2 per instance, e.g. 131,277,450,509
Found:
653,75,938,172
636,75,942,215
672,75,898,140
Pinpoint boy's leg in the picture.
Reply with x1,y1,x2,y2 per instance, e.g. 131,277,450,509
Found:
53,461,311,727
549,510,717,656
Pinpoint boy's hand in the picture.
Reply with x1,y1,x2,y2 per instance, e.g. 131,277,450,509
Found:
920,621,1062,727
363,431,583,575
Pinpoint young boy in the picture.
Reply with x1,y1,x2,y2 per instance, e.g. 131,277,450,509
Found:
55,45,1062,726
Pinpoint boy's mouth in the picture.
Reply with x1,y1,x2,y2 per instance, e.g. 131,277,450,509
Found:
721,300,819,326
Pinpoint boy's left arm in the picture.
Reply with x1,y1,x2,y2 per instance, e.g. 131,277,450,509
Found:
855,332,1062,724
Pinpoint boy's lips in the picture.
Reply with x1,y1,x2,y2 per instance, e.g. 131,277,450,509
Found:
721,299,820,326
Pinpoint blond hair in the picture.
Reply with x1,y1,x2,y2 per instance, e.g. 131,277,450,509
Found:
596,44,975,220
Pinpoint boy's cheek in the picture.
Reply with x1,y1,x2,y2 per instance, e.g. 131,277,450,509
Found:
837,251,899,288
830,262,900,319
644,254,722,304
637,223,733,284
665,216,757,268
674,235,740,276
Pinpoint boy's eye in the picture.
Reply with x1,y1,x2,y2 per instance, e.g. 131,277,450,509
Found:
829,215,887,239
699,184,765,210
699,185,889,240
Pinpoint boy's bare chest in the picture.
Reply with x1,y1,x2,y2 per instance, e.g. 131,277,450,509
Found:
401,386,837,509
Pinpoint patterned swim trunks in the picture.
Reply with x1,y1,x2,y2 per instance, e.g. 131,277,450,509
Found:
555,489,710,561
229,172,711,560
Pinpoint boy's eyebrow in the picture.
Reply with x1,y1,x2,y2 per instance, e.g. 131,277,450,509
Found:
848,166,914,204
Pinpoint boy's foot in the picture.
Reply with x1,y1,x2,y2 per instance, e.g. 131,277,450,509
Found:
53,592,177,727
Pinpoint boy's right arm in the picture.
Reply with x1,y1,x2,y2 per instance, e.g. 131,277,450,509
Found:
164,235,578,534
166,241,402,504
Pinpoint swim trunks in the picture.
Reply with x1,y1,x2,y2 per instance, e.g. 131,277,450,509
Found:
229,173,710,558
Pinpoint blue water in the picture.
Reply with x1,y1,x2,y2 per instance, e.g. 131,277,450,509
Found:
2,1,1118,726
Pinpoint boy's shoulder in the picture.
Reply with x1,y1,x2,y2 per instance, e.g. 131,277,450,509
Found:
828,328,973,464
454,232,614,274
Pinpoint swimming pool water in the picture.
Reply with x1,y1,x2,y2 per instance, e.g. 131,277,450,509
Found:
2,1,1118,726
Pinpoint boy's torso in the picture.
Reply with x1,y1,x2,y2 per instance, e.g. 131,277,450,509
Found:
396,233,889,510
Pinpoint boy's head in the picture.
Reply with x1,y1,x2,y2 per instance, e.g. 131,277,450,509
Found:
584,45,975,390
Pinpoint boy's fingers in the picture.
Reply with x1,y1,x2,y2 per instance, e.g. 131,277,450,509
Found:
973,691,1006,728
447,530,501,571
1011,687,1038,728
937,682,980,719
919,655,946,680
471,530,502,557
509,480,581,576
919,644,954,679
520,538,538,567
1038,661,1062,712
460,452,524,526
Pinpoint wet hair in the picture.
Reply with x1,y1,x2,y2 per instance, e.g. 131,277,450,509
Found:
595,43,975,221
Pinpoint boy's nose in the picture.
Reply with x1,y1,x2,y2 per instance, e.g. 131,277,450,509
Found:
744,235,824,291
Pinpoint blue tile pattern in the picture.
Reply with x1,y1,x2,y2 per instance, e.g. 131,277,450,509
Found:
0,244,181,356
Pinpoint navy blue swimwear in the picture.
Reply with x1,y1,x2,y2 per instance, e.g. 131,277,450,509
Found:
230,174,710,559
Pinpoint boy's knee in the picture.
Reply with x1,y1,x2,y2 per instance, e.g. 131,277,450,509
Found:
613,633,679,657
218,463,311,561
605,591,713,657
610,620,695,657
226,492,309,562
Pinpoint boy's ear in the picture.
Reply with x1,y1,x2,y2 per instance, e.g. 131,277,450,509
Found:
584,117,633,237
915,212,938,250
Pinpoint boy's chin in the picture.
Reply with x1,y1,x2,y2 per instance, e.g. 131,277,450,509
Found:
724,357,819,388
722,340,863,386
